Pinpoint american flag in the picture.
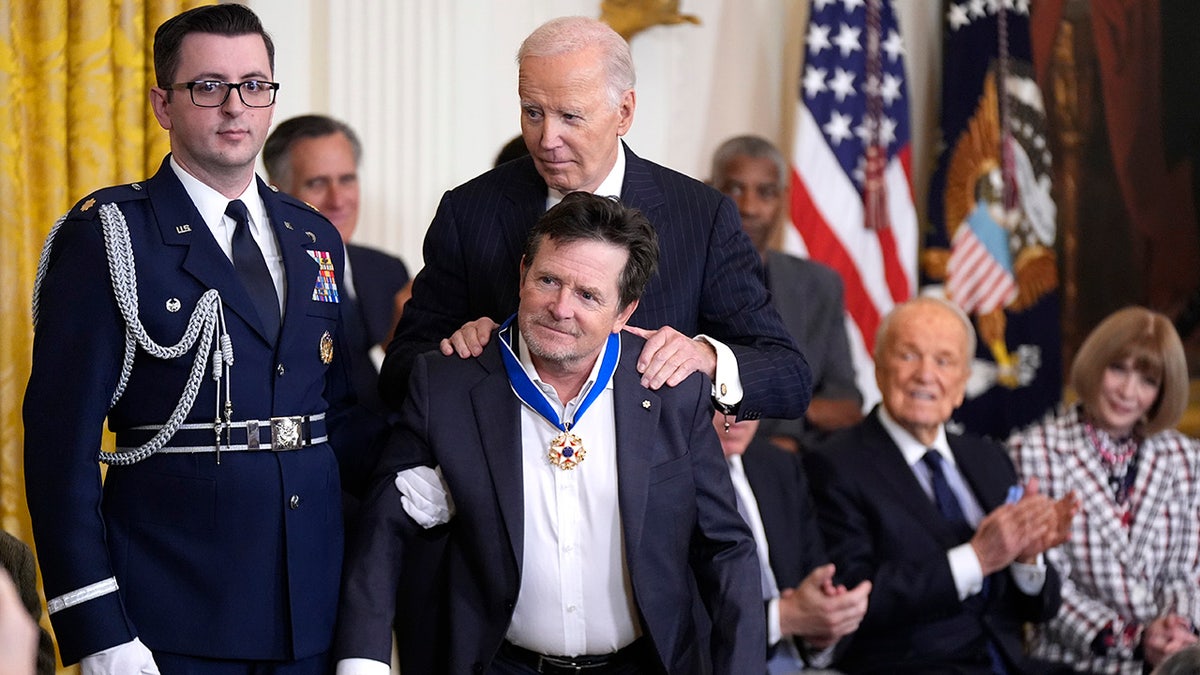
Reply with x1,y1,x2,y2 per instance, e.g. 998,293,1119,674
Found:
788,0,917,406
947,210,1018,315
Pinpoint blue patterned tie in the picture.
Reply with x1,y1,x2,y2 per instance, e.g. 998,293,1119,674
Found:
226,199,280,341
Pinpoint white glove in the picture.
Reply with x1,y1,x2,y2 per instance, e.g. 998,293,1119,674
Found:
81,637,160,675
395,465,455,529
336,657,392,675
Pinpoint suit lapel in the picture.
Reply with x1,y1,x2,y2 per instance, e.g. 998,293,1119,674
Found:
498,160,548,283
146,162,270,343
619,144,666,217
861,412,966,547
612,334,657,560
470,345,526,567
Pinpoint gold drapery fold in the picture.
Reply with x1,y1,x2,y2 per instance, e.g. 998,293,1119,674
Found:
1,1,202,671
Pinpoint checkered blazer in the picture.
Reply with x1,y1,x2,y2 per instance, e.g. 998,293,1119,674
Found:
1008,404,1200,674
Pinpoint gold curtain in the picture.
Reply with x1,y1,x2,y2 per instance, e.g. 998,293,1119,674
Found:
0,1,202,671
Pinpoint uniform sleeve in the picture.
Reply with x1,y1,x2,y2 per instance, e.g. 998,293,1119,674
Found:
23,218,137,664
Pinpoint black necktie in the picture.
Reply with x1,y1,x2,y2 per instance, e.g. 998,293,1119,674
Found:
922,449,969,528
226,199,280,341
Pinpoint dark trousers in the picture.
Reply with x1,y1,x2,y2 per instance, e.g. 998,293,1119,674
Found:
152,650,330,675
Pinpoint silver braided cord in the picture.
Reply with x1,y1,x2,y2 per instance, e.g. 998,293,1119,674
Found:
31,202,234,466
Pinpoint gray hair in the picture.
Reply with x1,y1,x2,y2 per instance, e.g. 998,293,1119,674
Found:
711,135,788,190
517,16,635,108
874,295,977,364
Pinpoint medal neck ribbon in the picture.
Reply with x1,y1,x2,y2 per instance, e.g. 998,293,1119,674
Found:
497,314,620,433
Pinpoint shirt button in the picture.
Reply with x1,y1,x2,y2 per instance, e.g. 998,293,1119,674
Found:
276,364,286,376
563,544,574,552
289,494,300,510
566,605,577,613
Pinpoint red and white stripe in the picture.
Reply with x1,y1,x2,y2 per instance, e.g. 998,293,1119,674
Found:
947,224,1017,315
787,105,918,406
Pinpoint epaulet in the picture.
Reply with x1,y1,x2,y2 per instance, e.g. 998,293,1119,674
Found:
66,182,150,220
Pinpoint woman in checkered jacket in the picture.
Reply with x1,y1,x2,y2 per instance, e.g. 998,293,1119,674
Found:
1009,306,1200,674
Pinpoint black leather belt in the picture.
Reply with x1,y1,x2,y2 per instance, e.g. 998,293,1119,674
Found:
498,639,651,674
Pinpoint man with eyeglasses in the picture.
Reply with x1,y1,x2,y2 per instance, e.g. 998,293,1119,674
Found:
24,5,352,675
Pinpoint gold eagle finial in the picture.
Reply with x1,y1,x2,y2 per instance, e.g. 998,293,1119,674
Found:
600,0,700,42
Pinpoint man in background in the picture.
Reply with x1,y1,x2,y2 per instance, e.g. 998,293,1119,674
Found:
265,114,410,499
804,297,1074,673
713,411,869,672
711,135,862,451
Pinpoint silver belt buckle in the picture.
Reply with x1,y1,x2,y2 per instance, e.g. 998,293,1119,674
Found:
270,416,304,451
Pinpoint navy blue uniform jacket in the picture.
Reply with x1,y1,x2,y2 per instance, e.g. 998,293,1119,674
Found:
380,144,811,420
338,331,766,674
24,157,354,664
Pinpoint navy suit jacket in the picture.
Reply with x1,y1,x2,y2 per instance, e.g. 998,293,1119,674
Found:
381,145,811,420
760,251,860,448
338,243,409,499
338,331,766,674
24,157,353,664
803,409,1062,674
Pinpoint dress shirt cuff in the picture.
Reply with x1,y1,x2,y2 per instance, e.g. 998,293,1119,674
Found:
948,543,984,601
695,335,743,407
1009,554,1046,595
335,658,391,675
767,597,782,645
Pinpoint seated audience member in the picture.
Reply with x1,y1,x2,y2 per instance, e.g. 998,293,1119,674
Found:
711,135,861,452
1008,306,1200,673
335,192,765,674
264,114,411,498
804,296,1077,674
714,410,870,672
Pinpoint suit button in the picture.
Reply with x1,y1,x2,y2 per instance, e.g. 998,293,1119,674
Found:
473,664,483,674
289,494,301,510
276,363,285,376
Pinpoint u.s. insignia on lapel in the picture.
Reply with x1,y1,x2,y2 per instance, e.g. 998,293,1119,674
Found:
306,250,340,303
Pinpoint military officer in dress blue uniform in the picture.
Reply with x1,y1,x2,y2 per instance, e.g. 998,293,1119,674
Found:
23,5,353,674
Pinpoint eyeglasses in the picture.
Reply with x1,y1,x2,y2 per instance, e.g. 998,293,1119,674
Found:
167,80,280,108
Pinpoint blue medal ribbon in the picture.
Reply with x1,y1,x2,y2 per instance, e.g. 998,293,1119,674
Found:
496,314,620,438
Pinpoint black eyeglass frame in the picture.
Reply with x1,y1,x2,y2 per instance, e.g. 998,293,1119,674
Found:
166,80,281,108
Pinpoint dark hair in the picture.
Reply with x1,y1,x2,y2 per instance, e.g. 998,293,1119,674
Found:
263,115,362,185
154,4,276,89
523,192,658,310
494,135,530,168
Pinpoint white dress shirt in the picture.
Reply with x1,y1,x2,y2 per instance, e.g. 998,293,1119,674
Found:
877,407,1045,599
170,157,286,315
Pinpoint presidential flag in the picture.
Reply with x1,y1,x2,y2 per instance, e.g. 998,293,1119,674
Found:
788,0,918,407
924,0,1061,439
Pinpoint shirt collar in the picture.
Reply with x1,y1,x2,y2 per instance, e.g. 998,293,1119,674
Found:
546,142,626,208
515,328,616,407
169,155,267,234
877,405,955,469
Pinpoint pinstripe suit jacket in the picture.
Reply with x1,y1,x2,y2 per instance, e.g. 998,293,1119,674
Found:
380,144,811,420
1008,404,1200,675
